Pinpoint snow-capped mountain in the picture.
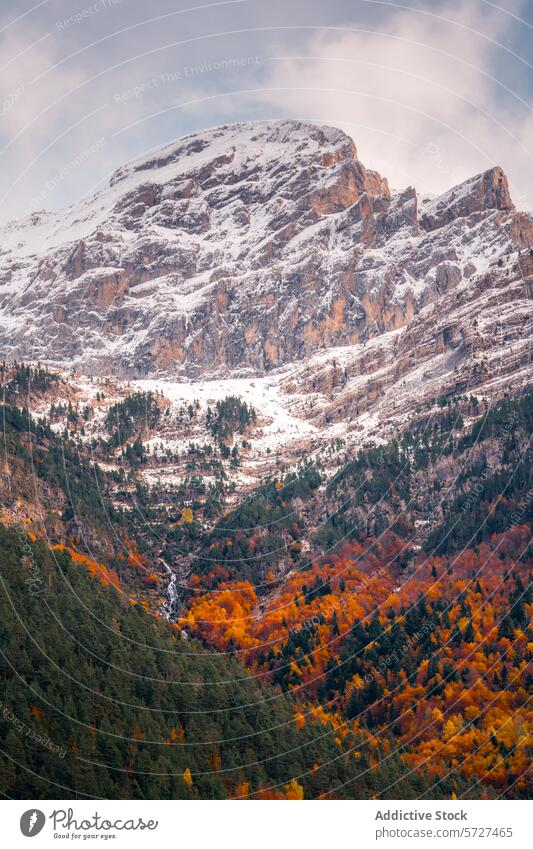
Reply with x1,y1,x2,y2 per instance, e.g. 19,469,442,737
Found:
0,120,531,410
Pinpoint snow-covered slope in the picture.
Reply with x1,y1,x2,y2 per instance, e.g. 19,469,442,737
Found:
0,120,531,416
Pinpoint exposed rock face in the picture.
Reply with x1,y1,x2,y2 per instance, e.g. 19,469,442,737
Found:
419,166,513,231
0,121,531,385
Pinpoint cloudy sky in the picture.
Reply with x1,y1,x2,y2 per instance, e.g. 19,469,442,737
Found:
1,0,532,221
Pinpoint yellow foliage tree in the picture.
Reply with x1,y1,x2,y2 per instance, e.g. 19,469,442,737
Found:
285,779,304,800
294,710,306,730
181,507,194,524
235,780,250,798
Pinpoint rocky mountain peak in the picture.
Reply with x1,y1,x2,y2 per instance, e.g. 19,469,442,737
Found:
108,120,390,227
111,120,360,183
0,123,530,382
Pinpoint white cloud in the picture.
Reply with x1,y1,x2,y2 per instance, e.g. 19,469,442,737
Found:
0,15,244,221
0,1,531,220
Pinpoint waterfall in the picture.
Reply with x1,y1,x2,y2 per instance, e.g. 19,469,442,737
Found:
160,558,178,621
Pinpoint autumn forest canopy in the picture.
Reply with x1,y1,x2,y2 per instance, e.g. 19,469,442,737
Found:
0,368,531,800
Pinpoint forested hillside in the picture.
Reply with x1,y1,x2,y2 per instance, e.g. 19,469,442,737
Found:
1,380,531,799
0,525,446,799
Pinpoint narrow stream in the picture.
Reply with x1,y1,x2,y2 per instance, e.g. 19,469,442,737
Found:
160,558,179,621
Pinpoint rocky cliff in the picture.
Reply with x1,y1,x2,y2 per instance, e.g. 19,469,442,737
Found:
0,120,531,391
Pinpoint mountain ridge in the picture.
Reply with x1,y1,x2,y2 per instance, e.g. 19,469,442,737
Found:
1,120,530,389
